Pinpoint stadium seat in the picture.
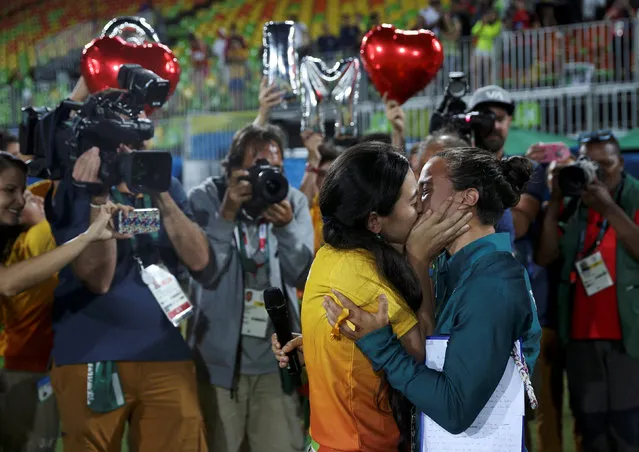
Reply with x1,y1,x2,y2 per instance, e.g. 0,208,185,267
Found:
0,0,195,84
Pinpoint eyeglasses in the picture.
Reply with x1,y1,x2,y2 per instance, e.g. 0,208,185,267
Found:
578,129,614,143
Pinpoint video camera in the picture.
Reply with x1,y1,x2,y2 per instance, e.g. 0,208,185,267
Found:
19,64,173,193
429,72,495,147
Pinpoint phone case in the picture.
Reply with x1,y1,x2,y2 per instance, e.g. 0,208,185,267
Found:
540,143,570,163
117,208,161,235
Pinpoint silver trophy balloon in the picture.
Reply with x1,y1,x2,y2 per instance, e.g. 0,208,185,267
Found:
300,56,361,138
262,21,301,108
101,16,160,44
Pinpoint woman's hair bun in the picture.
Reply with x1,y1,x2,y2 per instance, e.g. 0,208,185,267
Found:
498,156,533,207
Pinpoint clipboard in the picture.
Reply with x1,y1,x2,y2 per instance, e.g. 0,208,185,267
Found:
419,336,526,452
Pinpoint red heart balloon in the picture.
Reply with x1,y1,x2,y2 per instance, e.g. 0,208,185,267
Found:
360,25,444,105
80,36,181,114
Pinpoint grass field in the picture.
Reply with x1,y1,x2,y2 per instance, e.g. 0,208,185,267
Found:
529,388,580,452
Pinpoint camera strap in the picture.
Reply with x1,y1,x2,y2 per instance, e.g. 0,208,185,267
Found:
577,220,609,260
214,176,270,274
213,176,227,203
110,188,159,258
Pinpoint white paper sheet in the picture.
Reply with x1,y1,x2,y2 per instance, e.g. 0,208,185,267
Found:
420,337,525,452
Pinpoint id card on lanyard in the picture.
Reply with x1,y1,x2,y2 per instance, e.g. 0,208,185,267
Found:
236,222,271,338
111,188,193,326
574,220,614,296
570,176,624,297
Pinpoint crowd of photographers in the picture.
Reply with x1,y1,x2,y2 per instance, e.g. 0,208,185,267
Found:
1,70,639,452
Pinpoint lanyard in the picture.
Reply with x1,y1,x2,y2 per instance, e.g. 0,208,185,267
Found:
235,222,269,275
576,219,609,260
575,176,624,260
110,188,159,254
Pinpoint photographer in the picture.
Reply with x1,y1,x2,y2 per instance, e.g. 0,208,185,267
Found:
467,85,547,241
537,132,639,452
188,124,313,452
0,151,128,452
47,143,210,451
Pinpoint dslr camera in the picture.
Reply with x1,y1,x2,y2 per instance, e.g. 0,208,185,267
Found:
557,156,602,197
241,159,289,220
429,72,495,146
19,64,173,193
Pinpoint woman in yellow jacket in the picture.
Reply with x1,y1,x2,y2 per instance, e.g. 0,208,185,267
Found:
0,151,128,451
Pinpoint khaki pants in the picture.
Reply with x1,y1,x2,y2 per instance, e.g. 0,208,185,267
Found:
199,372,305,452
0,369,59,451
51,360,207,452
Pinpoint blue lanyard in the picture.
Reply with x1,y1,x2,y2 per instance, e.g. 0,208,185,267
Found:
577,219,609,259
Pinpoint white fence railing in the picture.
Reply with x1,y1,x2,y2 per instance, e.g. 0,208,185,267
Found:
175,82,639,164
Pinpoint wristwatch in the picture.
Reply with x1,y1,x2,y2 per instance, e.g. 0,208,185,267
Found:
305,163,319,174
90,196,109,208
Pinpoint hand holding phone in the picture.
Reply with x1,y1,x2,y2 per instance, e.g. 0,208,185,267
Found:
114,208,161,235
542,143,571,163
528,142,571,164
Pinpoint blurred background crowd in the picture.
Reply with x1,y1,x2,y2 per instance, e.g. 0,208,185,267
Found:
2,0,639,167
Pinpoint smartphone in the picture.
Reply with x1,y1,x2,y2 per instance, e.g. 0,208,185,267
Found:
115,208,161,235
538,143,571,164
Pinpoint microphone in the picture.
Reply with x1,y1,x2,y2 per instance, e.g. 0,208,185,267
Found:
264,287,302,387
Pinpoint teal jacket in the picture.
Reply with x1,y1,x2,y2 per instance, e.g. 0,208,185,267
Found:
357,233,541,434
557,173,639,358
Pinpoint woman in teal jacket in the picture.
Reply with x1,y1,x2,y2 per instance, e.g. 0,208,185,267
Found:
323,148,542,435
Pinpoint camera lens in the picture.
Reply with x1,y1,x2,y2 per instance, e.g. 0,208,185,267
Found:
258,170,289,204
122,151,172,193
265,179,281,195
558,165,587,197
449,80,467,98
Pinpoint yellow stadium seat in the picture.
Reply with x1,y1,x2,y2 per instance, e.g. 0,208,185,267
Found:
3,0,426,78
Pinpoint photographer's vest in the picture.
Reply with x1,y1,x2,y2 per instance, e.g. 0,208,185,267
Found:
557,173,639,358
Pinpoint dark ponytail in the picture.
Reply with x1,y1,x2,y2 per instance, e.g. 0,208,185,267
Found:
498,156,534,208
437,148,533,226
320,142,421,450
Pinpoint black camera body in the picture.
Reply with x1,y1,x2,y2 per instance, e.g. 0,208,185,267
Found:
430,72,495,146
117,64,170,109
447,111,496,143
19,64,173,193
241,159,289,220
557,156,602,197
